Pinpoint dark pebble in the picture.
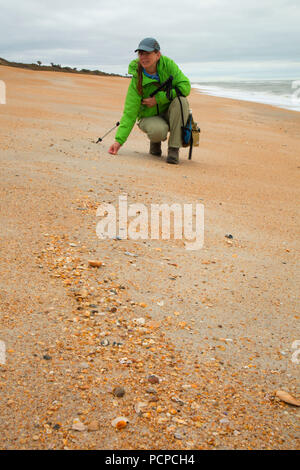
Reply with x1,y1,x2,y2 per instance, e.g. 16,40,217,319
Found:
113,386,125,398
148,375,159,384
148,396,159,402
146,388,157,394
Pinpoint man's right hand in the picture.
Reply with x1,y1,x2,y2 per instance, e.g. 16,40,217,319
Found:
108,142,121,155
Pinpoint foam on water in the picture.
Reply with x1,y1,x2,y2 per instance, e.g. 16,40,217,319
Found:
192,80,300,112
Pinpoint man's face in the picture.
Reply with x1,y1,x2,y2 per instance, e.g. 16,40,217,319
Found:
138,50,161,70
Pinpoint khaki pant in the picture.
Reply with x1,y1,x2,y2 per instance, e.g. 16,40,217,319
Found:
138,96,189,148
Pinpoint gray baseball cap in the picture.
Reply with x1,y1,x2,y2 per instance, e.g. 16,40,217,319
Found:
135,38,160,52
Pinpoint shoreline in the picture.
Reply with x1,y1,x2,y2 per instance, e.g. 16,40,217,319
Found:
2,57,299,113
0,66,299,450
1,60,299,114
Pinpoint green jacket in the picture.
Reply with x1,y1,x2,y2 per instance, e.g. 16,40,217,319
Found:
115,55,191,145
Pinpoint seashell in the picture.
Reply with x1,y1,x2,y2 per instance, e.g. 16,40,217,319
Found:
134,402,148,415
275,390,300,406
133,317,146,325
111,416,129,430
72,419,86,431
88,260,103,267
119,357,132,365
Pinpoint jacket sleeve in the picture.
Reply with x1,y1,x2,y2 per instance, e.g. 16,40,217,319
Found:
115,77,141,145
155,58,191,108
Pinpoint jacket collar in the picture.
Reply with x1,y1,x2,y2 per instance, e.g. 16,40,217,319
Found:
128,57,162,83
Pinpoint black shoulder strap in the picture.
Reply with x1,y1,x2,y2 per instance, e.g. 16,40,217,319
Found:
175,86,193,160
175,87,185,127
189,134,193,160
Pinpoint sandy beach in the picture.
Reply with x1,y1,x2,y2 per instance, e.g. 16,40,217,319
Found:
0,65,299,450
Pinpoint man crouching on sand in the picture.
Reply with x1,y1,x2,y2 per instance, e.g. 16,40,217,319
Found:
108,37,191,164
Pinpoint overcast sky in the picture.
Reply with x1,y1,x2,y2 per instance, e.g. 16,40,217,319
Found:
1,0,300,79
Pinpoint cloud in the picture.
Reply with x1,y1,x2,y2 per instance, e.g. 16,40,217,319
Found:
0,0,299,77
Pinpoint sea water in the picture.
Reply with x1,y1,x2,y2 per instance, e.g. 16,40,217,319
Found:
192,80,300,112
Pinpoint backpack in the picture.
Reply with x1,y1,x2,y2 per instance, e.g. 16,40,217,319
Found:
175,88,201,159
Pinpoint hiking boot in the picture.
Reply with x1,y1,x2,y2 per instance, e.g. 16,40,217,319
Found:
149,141,162,156
167,147,179,164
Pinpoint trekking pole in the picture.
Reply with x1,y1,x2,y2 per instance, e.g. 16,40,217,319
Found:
95,122,120,143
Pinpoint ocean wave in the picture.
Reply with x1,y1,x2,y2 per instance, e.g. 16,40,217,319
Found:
192,80,300,112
